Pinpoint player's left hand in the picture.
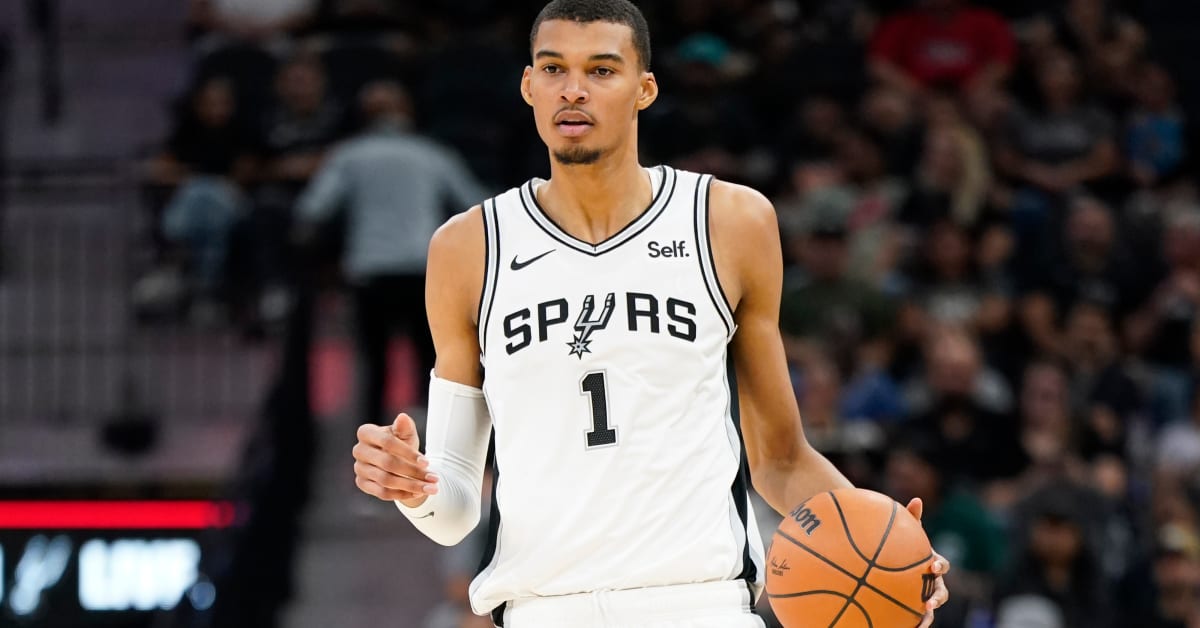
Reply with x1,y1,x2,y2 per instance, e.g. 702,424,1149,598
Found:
906,498,950,628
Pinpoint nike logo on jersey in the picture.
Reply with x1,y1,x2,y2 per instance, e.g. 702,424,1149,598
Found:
413,511,435,519
510,249,555,270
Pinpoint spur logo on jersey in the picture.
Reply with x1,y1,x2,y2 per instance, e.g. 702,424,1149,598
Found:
567,294,615,358
502,292,698,357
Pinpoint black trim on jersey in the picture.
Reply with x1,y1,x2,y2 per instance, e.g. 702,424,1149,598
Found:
480,200,502,355
727,354,759,587
693,176,733,338
476,433,505,625
702,177,736,321
518,165,677,257
476,200,493,353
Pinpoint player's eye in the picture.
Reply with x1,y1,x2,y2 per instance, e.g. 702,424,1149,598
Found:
542,64,561,74
592,67,614,77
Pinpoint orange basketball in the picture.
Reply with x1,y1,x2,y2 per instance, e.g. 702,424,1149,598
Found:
766,488,935,628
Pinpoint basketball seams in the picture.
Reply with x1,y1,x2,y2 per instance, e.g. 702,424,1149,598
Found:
767,589,855,601
828,491,873,564
765,591,874,628
774,527,925,620
846,597,874,628
870,551,935,573
773,528,861,582
873,502,899,563
826,501,898,628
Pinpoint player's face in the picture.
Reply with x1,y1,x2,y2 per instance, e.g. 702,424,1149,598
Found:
522,20,657,166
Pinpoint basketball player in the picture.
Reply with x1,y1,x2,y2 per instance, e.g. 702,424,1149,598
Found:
352,1,951,626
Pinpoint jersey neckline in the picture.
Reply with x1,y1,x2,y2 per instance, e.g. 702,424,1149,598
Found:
518,165,677,257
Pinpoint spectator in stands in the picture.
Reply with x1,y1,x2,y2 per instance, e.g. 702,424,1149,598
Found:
886,431,1006,627
1019,196,1139,358
148,77,255,188
899,220,1012,351
144,77,255,320
188,0,318,47
1018,359,1083,473
1144,523,1200,628
296,81,484,421
792,353,884,486
868,0,1016,98
238,51,347,327
995,482,1114,628
779,202,896,375
1157,389,1200,481
643,33,762,184
821,126,909,285
905,325,1013,418
995,50,1120,253
1061,300,1141,459
901,92,992,229
905,327,1022,488
859,86,923,178
1025,0,1145,104
257,52,344,193
1127,63,1187,189
1128,211,1200,425
777,94,848,202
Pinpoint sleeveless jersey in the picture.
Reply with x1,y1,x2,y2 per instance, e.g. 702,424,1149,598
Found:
470,165,766,622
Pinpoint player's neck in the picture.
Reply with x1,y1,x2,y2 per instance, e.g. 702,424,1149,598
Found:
540,153,652,245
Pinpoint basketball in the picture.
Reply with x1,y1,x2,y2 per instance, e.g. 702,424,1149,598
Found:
766,488,935,628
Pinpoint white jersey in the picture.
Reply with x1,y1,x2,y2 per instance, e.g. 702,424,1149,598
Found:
470,165,766,623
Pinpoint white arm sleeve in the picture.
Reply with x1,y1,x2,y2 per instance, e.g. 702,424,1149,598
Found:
395,373,491,546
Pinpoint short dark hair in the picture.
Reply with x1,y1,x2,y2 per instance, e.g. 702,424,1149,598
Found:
530,0,652,70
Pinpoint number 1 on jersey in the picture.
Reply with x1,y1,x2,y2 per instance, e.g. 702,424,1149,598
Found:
580,371,617,448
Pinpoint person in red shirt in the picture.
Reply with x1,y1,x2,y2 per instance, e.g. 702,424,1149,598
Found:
869,0,1016,97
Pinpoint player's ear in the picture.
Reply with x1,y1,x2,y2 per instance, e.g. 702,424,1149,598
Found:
636,71,658,111
520,66,534,107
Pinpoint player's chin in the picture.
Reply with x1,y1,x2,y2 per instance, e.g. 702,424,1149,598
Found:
551,144,604,166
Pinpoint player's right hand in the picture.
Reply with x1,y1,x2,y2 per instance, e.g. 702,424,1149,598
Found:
353,413,439,507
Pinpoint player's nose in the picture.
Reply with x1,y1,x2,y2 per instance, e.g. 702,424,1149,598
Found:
560,77,588,103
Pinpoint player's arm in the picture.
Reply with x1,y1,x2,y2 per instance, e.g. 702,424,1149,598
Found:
708,181,853,517
352,206,492,546
712,182,952,626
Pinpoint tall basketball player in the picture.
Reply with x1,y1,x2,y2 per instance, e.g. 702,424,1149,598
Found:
352,1,950,626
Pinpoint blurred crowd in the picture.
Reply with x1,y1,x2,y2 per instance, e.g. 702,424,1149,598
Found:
133,0,1200,627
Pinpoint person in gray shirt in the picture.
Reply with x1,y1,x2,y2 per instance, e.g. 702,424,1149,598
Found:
297,81,486,420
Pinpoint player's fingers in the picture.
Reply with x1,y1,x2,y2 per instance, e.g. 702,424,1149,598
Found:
917,610,934,628
906,497,924,521
356,423,394,448
377,435,425,462
390,413,419,443
354,461,438,495
354,476,422,502
931,553,951,576
926,575,950,610
352,442,430,479
356,425,424,461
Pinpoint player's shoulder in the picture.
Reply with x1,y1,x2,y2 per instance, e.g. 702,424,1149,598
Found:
429,204,486,263
706,178,779,241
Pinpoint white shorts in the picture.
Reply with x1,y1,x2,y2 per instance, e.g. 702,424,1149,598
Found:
498,580,766,628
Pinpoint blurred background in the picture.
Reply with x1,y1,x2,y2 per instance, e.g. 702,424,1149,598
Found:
0,0,1199,627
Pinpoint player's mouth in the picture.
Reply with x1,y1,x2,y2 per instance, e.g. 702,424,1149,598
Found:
554,111,594,137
